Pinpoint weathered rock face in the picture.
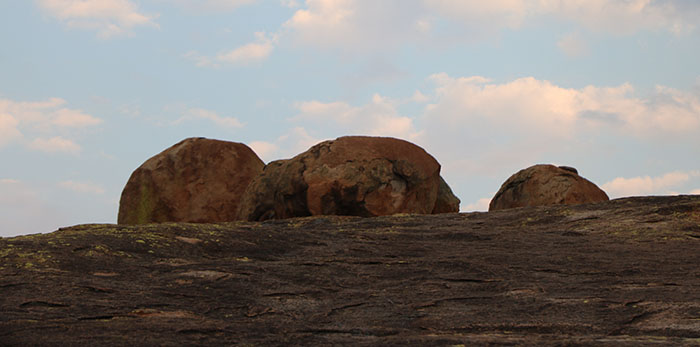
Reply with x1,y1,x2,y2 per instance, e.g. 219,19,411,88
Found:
118,137,264,224
489,164,609,211
433,176,461,214
4,196,700,345
237,136,459,221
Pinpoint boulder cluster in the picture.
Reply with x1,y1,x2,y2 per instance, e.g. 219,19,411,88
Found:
118,136,611,225
118,136,460,224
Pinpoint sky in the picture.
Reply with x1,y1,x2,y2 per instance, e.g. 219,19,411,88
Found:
1,0,700,237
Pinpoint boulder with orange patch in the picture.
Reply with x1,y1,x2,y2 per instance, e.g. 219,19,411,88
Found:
237,136,459,221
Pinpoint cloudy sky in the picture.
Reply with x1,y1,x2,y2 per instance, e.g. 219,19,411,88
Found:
2,0,700,237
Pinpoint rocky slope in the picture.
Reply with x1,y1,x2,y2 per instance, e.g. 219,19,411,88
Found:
1,195,699,345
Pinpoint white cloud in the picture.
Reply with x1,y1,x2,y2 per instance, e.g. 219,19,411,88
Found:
425,74,582,137
174,108,244,128
189,108,243,128
410,90,430,103
0,97,101,152
37,0,159,38
462,197,492,212
548,0,700,35
59,180,105,194
178,1,700,68
601,171,700,198
295,100,351,120
29,136,82,154
216,32,276,65
425,0,699,36
248,141,278,162
0,97,101,130
278,1,699,57
0,97,65,127
691,189,700,195
292,93,422,140
283,0,429,52
283,0,356,47
168,0,256,11
638,85,700,134
557,32,589,58
51,108,103,127
281,0,300,8
186,32,277,67
424,73,700,139
0,113,22,147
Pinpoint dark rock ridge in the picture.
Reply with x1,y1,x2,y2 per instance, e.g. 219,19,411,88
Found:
2,195,700,345
237,136,460,221
118,137,264,224
489,164,609,211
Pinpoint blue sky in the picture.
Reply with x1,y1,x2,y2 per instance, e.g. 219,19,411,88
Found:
2,0,700,237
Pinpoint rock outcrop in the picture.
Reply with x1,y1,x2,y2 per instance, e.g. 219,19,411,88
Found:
489,164,609,211
3,196,700,345
237,136,459,221
118,137,264,224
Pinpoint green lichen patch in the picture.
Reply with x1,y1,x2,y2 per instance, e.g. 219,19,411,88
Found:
136,180,155,224
3,249,58,270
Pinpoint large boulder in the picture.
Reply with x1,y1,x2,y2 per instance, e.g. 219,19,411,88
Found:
118,137,264,224
489,164,609,211
237,136,460,221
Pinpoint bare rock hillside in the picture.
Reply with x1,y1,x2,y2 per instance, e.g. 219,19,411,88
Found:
2,195,699,345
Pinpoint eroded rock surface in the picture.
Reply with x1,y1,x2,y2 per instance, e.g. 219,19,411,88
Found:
2,196,700,345
237,136,459,221
489,164,609,211
118,137,264,224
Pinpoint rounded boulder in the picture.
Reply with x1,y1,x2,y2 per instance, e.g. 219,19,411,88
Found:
489,164,609,211
237,136,459,221
118,137,264,224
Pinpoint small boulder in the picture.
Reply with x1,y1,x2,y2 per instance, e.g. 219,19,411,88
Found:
489,164,609,211
118,137,264,224
237,136,459,221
